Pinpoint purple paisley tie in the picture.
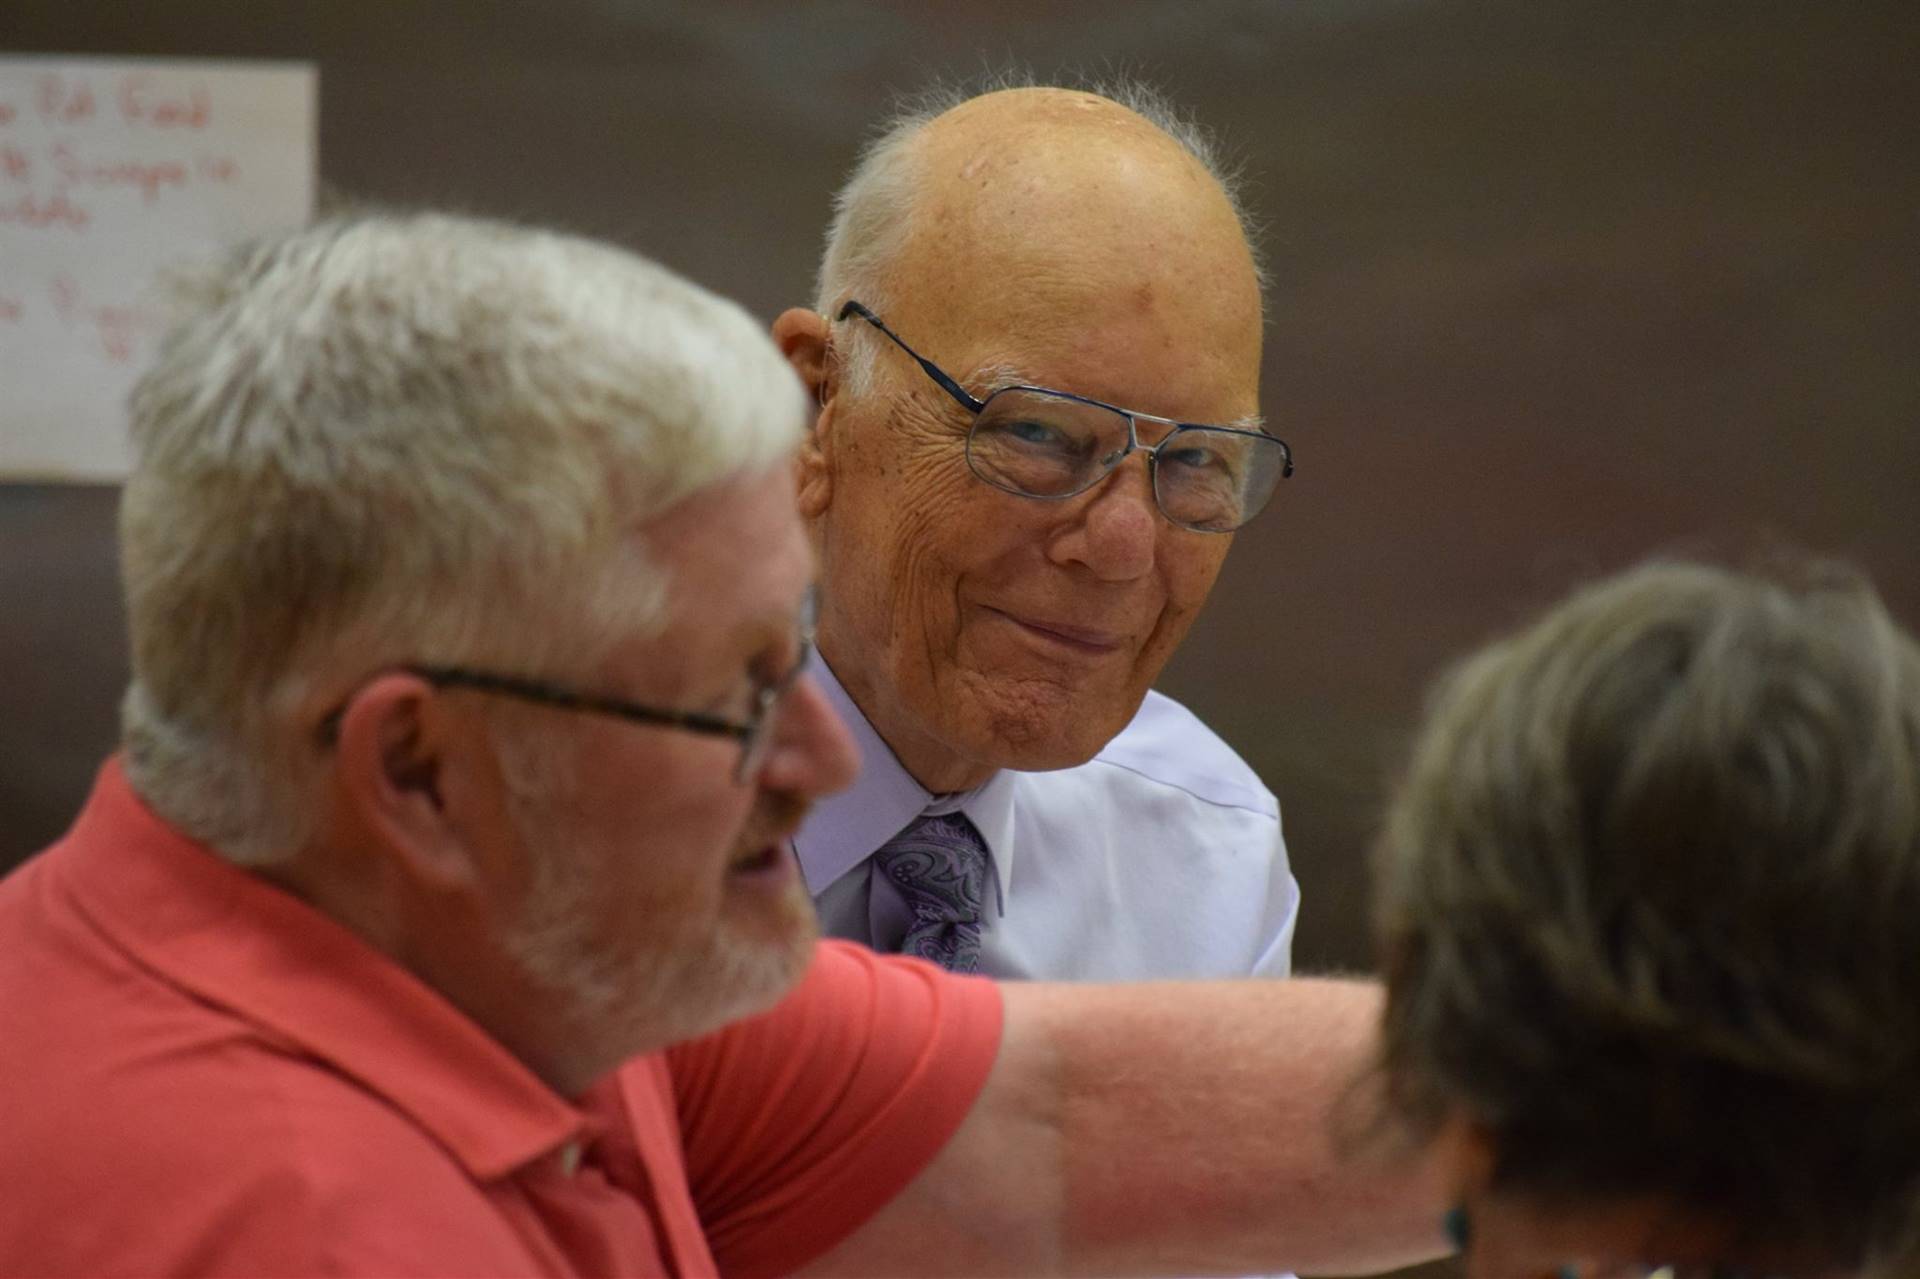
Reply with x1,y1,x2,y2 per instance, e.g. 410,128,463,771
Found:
873,812,991,973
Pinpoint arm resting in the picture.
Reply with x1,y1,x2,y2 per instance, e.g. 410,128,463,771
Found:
804,975,1451,1277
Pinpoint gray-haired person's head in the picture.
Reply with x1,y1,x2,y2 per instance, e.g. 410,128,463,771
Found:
119,212,805,864
1374,559,1920,1272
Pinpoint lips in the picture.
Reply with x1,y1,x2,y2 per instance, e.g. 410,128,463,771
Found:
728,799,810,875
987,606,1128,653
728,844,787,874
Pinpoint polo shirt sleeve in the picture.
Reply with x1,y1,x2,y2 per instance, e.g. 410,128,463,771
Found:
664,940,1003,1278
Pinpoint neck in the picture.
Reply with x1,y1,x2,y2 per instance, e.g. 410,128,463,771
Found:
817,646,996,795
258,843,608,1099
889,735,996,796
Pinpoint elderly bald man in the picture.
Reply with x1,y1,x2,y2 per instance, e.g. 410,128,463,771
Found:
775,83,1295,979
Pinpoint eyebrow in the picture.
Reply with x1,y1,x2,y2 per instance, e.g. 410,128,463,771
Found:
966,358,1268,434
967,359,1044,396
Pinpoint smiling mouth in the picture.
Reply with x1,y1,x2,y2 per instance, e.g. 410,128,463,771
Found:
988,608,1127,654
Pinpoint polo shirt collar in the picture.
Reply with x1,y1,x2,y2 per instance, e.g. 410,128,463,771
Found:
795,659,1014,904
53,759,591,1182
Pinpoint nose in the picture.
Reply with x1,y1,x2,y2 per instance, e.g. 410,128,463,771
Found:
1046,453,1160,582
756,673,859,798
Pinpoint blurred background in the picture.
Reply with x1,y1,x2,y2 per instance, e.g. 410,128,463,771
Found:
2,5,1915,1270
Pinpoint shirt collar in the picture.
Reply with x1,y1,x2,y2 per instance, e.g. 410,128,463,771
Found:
53,759,593,1182
795,659,1015,903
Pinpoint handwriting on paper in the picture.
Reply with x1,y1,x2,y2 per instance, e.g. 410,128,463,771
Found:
0,57,315,481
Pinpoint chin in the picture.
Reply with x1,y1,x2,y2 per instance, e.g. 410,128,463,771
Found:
510,889,819,1061
976,695,1135,770
730,886,821,993
989,735,1109,772
661,908,820,1041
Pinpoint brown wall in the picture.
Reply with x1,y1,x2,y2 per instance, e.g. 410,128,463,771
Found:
4,1,1916,974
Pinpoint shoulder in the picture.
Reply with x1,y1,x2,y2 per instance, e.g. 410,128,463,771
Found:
673,941,1002,1087
0,1030,519,1274
1078,689,1277,819
666,944,1004,1276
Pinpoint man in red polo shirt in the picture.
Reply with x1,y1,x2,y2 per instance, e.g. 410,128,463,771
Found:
0,213,1444,1276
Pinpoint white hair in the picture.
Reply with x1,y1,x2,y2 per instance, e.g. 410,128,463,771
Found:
119,211,806,864
815,74,1267,396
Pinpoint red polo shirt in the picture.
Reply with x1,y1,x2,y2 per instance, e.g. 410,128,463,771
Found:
0,761,1002,1276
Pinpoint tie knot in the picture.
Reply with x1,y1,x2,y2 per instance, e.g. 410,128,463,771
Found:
873,812,992,971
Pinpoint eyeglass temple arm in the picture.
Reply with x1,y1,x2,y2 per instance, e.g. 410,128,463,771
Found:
835,300,986,413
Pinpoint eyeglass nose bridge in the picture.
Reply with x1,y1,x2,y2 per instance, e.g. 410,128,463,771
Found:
1090,408,1186,493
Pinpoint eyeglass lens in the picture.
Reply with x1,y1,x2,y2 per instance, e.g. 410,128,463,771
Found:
732,611,816,782
965,387,1286,533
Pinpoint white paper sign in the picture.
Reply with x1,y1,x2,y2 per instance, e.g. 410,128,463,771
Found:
0,56,316,481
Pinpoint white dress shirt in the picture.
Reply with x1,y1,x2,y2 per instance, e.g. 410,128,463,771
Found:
797,658,1299,981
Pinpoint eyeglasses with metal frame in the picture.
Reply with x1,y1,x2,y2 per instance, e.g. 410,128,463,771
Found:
835,299,1293,534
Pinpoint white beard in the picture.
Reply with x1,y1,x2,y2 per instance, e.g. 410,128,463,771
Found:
495,727,816,1062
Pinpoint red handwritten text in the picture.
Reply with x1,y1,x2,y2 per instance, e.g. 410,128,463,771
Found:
118,75,211,130
48,275,161,363
1,145,29,182
35,74,96,125
0,191,89,229
51,141,190,205
91,303,150,361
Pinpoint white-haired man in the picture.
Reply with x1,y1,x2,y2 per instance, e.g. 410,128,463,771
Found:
0,213,1443,1276
775,84,1297,980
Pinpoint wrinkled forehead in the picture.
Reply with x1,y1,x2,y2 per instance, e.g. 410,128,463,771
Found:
878,111,1263,415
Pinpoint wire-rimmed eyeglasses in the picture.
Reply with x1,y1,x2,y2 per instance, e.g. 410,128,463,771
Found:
836,299,1292,533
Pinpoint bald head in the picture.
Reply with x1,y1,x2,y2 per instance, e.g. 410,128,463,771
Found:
877,89,1262,380
817,82,1263,322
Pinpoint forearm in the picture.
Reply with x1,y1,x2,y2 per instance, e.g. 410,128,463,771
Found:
808,976,1451,1278
1038,976,1448,1276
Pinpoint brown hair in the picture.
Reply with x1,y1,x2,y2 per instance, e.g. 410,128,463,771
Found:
1374,559,1920,1269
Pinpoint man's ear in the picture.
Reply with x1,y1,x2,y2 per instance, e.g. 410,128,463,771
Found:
330,673,483,892
773,307,837,520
